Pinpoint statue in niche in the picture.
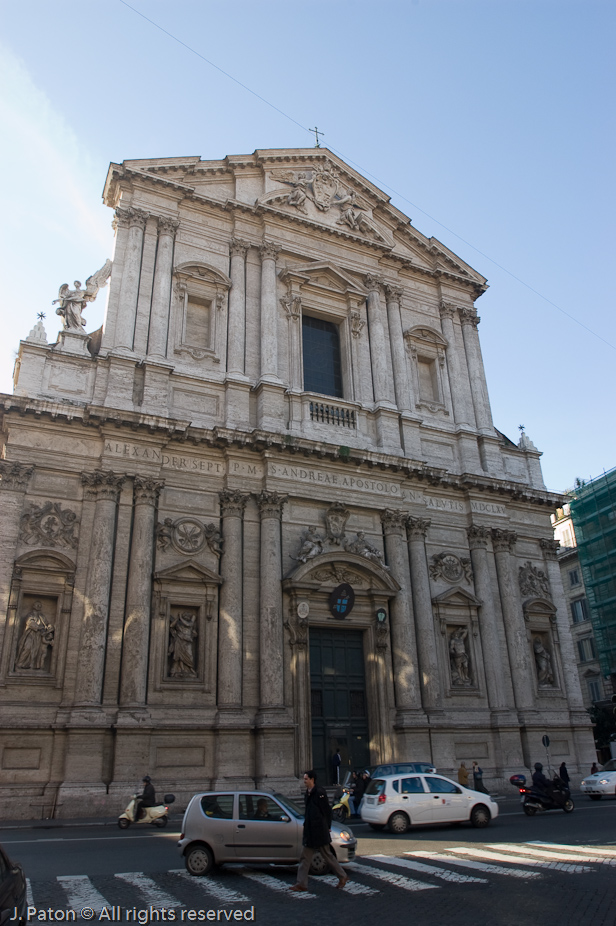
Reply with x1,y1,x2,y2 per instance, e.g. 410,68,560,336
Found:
291,526,324,564
53,260,112,331
533,636,555,687
449,627,472,687
345,531,390,570
15,601,55,671
168,611,198,678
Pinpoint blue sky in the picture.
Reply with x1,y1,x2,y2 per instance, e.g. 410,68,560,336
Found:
0,0,614,491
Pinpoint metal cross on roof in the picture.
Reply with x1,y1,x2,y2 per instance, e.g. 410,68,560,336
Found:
309,126,324,148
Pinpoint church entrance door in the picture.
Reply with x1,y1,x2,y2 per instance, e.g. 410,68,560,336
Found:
309,627,370,785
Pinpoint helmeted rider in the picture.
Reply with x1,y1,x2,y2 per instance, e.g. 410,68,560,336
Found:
134,775,156,821
531,762,552,799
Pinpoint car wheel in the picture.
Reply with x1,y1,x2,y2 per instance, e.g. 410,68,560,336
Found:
118,817,130,829
589,795,602,801
523,804,537,816
563,799,575,813
309,850,329,876
388,811,410,834
185,844,214,876
154,815,168,828
470,805,491,828
369,823,385,830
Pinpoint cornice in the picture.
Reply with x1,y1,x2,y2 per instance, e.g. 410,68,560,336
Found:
1,394,563,509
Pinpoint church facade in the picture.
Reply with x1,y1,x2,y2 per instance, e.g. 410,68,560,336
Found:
0,148,594,817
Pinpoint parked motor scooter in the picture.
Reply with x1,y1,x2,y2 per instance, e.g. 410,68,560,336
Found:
332,787,353,823
510,774,574,815
118,793,175,829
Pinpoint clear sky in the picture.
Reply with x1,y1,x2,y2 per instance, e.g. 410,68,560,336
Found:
0,0,614,492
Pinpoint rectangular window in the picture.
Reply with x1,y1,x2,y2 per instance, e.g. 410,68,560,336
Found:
568,569,581,588
185,296,211,349
577,638,597,662
302,315,343,398
571,598,590,623
417,358,439,402
588,679,601,702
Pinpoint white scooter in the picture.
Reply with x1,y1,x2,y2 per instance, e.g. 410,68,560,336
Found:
118,793,175,829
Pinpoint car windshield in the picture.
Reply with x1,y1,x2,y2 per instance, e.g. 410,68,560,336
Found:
272,793,304,818
602,760,616,772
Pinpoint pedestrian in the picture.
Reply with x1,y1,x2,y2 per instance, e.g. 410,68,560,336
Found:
472,761,488,794
289,770,349,892
351,770,366,817
457,763,469,787
332,749,342,784
558,762,570,785
590,762,599,774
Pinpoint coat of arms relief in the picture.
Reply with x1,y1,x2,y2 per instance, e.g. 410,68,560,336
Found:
261,167,387,243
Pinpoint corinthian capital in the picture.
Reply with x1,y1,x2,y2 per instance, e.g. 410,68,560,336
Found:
259,241,280,261
384,283,404,303
257,491,288,519
157,215,180,236
230,238,250,258
219,489,250,517
81,470,126,501
491,528,517,553
539,538,560,561
365,273,384,293
458,307,480,328
380,508,408,534
406,516,431,540
114,207,149,232
133,475,164,504
439,302,458,321
0,461,34,492
467,523,491,550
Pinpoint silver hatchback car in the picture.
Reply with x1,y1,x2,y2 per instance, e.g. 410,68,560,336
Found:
178,790,357,876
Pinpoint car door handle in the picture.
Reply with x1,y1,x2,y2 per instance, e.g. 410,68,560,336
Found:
237,824,246,828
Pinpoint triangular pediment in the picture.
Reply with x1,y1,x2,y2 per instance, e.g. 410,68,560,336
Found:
282,262,366,296
432,586,482,607
522,596,556,616
154,560,221,585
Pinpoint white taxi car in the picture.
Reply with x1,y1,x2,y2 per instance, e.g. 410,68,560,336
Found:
361,772,499,833
581,759,616,799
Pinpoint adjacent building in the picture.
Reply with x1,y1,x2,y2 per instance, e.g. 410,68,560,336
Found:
0,148,595,817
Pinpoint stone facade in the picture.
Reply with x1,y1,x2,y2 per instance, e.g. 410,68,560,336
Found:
0,148,594,817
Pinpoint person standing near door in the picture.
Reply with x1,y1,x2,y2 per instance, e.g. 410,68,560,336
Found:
290,770,349,892
332,749,342,784
472,761,488,794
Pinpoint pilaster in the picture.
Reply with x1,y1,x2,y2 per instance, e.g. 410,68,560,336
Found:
217,490,250,715
259,242,281,384
406,516,442,713
148,215,180,360
113,208,148,353
0,462,34,663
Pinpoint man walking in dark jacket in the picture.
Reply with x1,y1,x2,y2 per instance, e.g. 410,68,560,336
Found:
289,770,349,892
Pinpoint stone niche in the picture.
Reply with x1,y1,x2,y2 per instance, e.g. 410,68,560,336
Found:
432,586,484,695
1,551,75,687
523,597,561,693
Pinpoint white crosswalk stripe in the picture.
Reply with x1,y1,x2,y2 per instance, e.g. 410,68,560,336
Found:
115,872,180,908
26,878,34,906
369,854,487,883
239,870,316,898
405,851,541,879
348,860,438,892
170,869,251,903
444,846,592,872
486,844,616,865
57,875,111,913
317,874,379,895
528,841,616,859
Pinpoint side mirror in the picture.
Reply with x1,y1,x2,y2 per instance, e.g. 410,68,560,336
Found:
280,815,290,822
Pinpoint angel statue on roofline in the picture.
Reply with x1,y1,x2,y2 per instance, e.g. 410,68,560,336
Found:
53,259,112,331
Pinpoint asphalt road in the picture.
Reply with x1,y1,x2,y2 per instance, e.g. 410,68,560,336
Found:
3,794,615,926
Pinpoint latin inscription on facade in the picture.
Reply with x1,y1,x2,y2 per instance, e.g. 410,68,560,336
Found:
268,462,401,497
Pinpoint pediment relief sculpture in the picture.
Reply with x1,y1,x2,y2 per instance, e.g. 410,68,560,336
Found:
429,552,472,584
519,561,551,600
290,526,324,564
20,502,79,549
344,531,389,571
156,517,222,556
312,565,365,587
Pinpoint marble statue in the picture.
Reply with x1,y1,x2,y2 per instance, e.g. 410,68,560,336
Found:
168,611,198,678
345,531,389,570
15,601,55,671
53,260,112,331
291,526,324,563
449,627,471,686
533,636,554,687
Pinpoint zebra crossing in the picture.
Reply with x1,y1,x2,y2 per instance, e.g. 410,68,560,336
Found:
25,842,615,910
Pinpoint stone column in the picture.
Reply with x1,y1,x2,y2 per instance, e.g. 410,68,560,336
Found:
439,303,474,428
217,490,250,711
74,472,125,705
539,539,585,711
458,308,493,433
380,509,423,714
114,207,148,352
227,239,249,377
491,528,534,711
0,462,34,660
119,476,163,709
147,216,179,360
467,524,508,710
257,491,287,711
259,243,281,383
406,517,442,711
384,285,412,412
365,274,394,405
